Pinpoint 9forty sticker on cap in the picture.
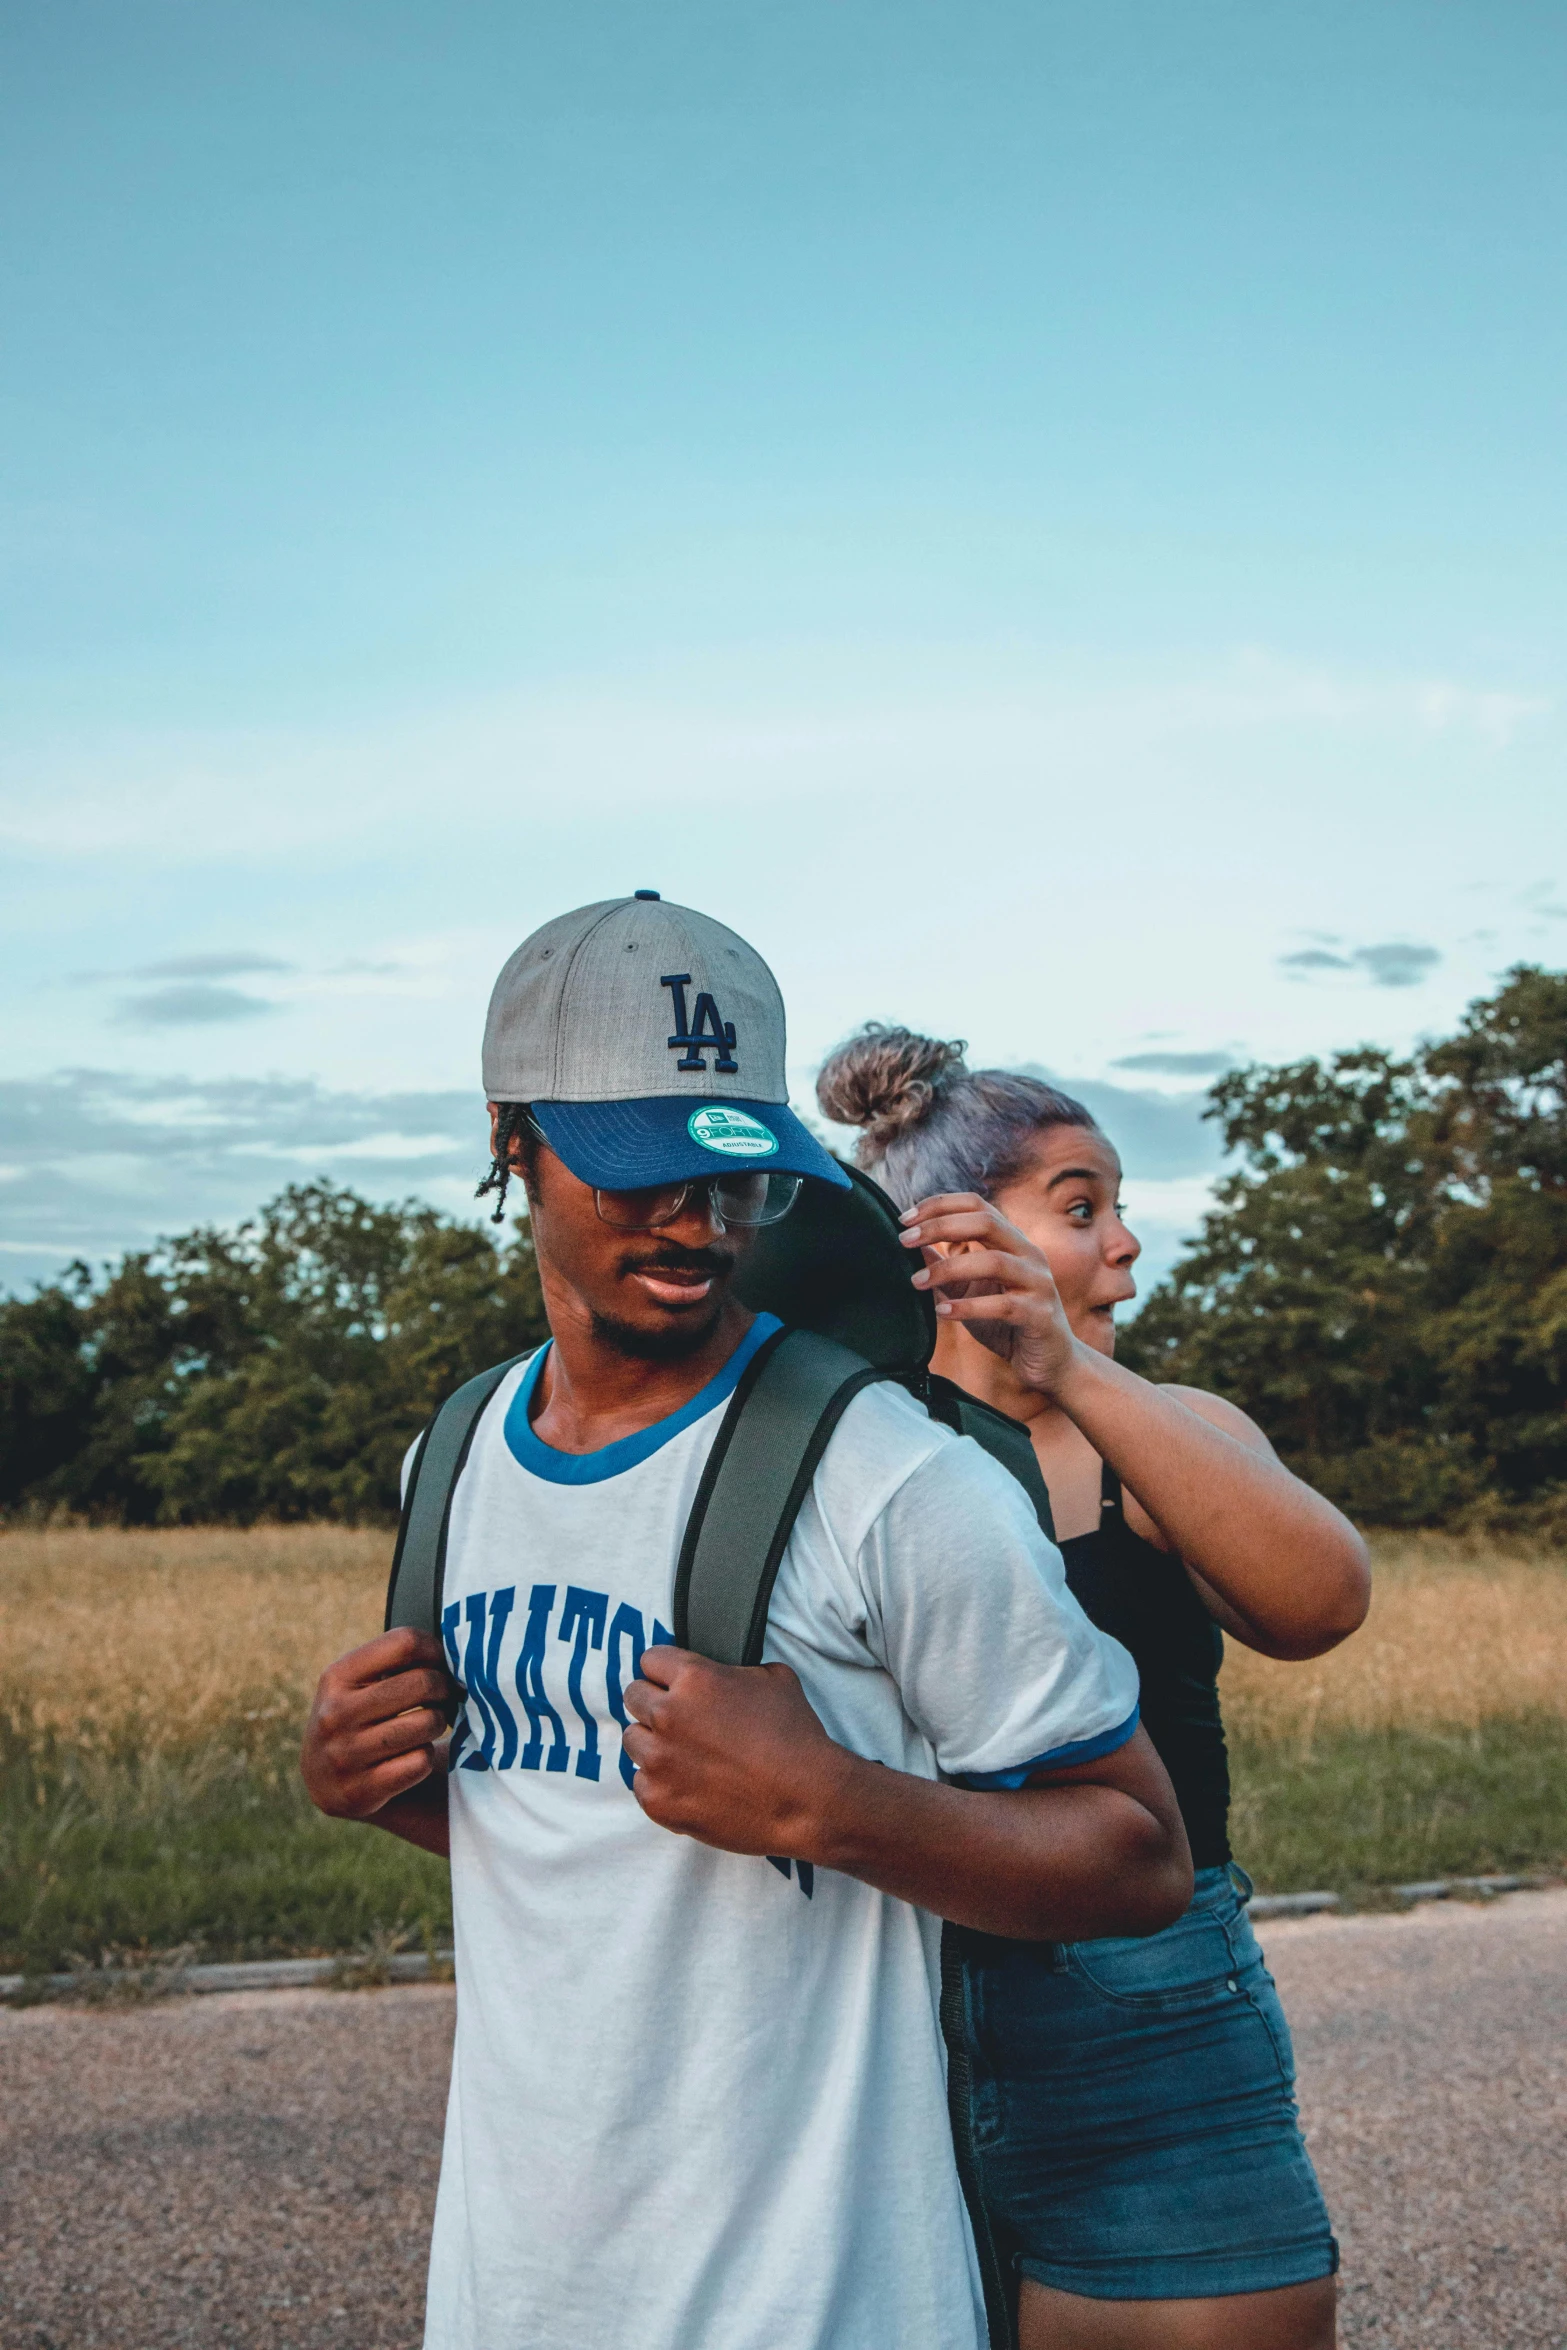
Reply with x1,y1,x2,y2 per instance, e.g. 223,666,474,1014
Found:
687,1106,778,1158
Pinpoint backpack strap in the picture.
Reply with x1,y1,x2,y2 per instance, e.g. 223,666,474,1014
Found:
384,1354,528,1639
674,1333,1023,2350
673,1325,892,1666
926,1374,1057,1546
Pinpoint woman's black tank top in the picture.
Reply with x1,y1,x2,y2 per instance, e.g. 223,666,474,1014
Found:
1058,1463,1232,1868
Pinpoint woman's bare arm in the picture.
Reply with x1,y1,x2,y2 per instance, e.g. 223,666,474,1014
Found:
1040,1347,1368,1657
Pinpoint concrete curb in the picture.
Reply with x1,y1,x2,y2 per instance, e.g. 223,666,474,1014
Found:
1389,1872,1538,1904
1248,1872,1554,1923
5,1874,1560,2002
1248,1891,1341,1918
0,1951,455,2003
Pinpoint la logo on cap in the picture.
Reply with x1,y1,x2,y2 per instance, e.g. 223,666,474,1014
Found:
663,973,740,1074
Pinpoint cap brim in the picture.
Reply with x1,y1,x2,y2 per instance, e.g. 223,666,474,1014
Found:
530,1096,851,1192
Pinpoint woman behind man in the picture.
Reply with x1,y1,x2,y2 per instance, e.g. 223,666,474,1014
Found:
818,1026,1370,2350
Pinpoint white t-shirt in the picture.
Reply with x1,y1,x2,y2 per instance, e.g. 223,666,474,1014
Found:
417,1315,1139,2350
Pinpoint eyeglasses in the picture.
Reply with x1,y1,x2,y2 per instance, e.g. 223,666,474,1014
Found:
517,1111,802,1231
591,1170,802,1232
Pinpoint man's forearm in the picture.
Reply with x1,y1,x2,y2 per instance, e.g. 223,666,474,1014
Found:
625,1653,1191,1937
366,1771,451,1860
798,1736,1191,1941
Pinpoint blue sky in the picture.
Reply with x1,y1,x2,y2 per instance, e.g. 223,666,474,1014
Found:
4,2,1564,1296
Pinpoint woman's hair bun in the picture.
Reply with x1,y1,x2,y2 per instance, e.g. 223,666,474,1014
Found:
816,1023,969,1154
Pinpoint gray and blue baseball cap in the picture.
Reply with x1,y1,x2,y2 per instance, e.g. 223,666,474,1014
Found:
482,892,850,1193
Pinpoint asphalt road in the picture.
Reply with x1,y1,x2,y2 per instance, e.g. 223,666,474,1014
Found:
1,1890,1563,2350
1270,1888,1567,2348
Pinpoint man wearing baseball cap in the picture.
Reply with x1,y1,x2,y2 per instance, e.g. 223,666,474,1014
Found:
303,893,1190,2350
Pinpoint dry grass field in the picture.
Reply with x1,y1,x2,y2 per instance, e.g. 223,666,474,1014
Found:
0,1523,392,1750
6,1521,1564,1747
2,1524,1564,1970
1222,1533,1567,1740
0,1525,435,1977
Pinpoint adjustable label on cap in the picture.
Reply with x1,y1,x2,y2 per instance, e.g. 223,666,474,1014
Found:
688,1106,778,1158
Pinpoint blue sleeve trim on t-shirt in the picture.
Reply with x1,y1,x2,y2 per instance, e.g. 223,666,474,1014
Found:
957,1703,1141,1789
504,1313,783,1486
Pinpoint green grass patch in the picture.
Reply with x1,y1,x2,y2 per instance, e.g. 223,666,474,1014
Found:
4,1707,1565,1971
0,1709,450,1975
1230,1712,1567,1898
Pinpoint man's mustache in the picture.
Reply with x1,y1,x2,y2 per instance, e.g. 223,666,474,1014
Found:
618,1242,737,1281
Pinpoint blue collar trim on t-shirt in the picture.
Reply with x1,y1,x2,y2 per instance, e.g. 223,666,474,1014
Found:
503,1313,783,1486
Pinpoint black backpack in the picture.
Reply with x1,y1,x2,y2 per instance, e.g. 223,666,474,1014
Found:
384,1164,1046,2347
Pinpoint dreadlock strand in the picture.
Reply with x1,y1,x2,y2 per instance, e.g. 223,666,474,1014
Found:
476,1101,531,1225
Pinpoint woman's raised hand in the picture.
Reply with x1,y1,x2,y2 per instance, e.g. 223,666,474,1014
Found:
899,1192,1077,1396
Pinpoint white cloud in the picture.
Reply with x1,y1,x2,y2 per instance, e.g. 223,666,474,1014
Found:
0,650,1549,866
136,951,294,980
1111,1049,1233,1076
0,1067,493,1292
115,983,281,1027
1280,940,1442,989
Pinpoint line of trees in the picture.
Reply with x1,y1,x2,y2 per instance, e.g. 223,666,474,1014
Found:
1,966,1562,1531
0,1185,547,1524
1120,965,1567,1534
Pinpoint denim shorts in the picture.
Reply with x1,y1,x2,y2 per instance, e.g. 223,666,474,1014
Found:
958,1865,1339,2302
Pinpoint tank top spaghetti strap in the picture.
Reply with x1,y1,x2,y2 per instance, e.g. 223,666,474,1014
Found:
1056,1460,1233,1867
